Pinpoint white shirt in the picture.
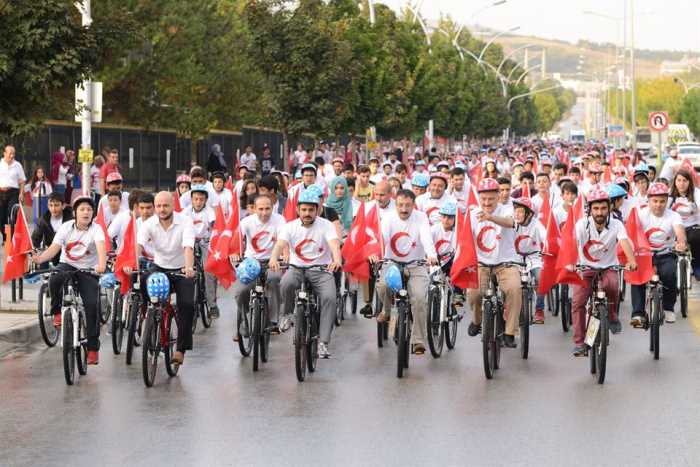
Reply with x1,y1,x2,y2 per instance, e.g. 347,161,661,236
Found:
240,153,257,171
294,150,308,165
179,185,220,210
669,188,700,227
103,204,127,228
638,208,683,252
470,204,518,265
98,192,129,214
31,181,52,198
49,216,63,233
240,213,286,260
531,191,562,221
431,223,456,264
278,217,338,267
136,217,155,261
57,165,68,186
380,209,436,263
575,217,628,268
90,165,100,192
369,173,386,185
212,188,233,212
53,221,105,269
513,219,546,269
108,210,133,246
184,206,216,240
138,212,195,269
0,159,26,189
659,157,681,181
415,191,456,226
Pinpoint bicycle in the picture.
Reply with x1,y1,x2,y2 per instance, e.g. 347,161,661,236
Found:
644,271,664,360
558,284,572,332
335,270,357,326
677,250,691,319
246,262,274,372
480,262,508,380
370,263,389,348
515,252,540,360
192,241,213,332
576,265,624,385
547,285,559,317
99,253,116,325
124,272,145,365
289,264,324,382
30,267,59,347
142,272,183,388
426,263,460,358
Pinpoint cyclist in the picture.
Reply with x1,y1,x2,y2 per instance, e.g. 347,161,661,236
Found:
631,182,687,325
512,197,547,324
181,167,218,210
532,172,562,222
269,190,342,359
231,193,285,339
108,190,144,247
447,167,469,208
136,192,156,265
372,189,438,355
211,171,233,214
431,201,464,304
30,196,107,364
98,172,129,213
632,163,650,210
411,172,429,198
31,192,73,266
416,172,455,225
467,178,522,348
607,184,628,223
132,191,196,367
103,190,128,227
668,170,700,280
571,189,637,356
176,174,191,198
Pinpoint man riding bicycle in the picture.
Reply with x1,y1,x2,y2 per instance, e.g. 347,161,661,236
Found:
631,182,687,326
269,190,342,359
571,188,637,356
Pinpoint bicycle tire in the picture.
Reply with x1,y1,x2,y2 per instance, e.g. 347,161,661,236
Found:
520,288,530,360
76,311,88,376
444,302,459,350
679,259,688,318
62,311,76,386
200,295,212,329
164,310,179,377
561,296,570,333
374,290,385,348
426,287,444,358
142,309,159,388
651,289,661,360
294,305,307,382
111,287,125,355
595,304,608,384
350,290,358,315
334,294,343,327
307,307,319,373
252,297,262,372
260,299,270,363
397,302,408,378
548,288,558,317
620,271,627,302
99,288,111,325
237,304,254,357
125,295,138,365
37,283,58,347
494,301,504,370
482,300,495,380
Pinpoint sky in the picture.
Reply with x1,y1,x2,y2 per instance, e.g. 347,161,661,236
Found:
380,0,700,53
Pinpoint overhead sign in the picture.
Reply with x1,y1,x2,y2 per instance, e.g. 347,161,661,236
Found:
608,125,624,138
648,111,669,132
78,148,94,164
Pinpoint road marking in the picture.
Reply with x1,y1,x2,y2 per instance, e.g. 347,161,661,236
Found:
688,298,700,336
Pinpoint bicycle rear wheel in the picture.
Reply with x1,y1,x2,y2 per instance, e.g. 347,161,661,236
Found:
482,300,496,380
76,311,88,376
260,301,271,363
38,283,58,347
294,305,307,382
650,290,661,360
426,287,444,358
548,287,559,316
520,288,530,360
307,309,319,373
679,259,688,318
397,302,408,378
62,311,76,386
164,311,179,377
252,298,262,372
595,305,609,384
334,293,344,327
374,289,385,348
111,288,125,355
200,300,212,329
142,310,160,388
99,288,111,325
125,296,139,365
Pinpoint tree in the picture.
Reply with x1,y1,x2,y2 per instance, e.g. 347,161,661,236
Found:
533,92,561,133
679,90,700,137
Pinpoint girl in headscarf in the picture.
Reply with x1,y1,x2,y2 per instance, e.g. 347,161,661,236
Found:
325,176,353,236
50,151,68,197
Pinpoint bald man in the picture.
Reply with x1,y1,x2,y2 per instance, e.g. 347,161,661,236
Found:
134,191,197,366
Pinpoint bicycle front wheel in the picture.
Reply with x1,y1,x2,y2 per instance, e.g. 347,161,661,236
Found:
482,300,496,380
142,310,160,387
294,305,307,382
595,305,609,385
252,298,262,372
111,287,125,355
38,283,58,347
397,302,408,378
125,295,139,365
76,311,88,376
164,310,179,377
679,259,688,318
426,287,444,358
650,290,661,360
520,288,531,360
237,304,254,357
444,300,459,350
99,288,112,325
62,311,76,385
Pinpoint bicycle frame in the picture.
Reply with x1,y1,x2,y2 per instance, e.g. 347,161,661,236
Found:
428,267,451,324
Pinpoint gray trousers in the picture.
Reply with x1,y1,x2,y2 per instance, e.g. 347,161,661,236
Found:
376,263,429,345
231,270,282,323
280,267,336,344
199,244,218,308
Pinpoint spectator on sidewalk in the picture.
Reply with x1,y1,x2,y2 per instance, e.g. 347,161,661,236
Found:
31,192,72,266
0,145,26,244
90,155,104,205
29,165,52,224
99,148,120,195
49,150,69,199
206,143,227,176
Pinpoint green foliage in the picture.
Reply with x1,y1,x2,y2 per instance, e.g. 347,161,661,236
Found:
679,90,700,137
533,93,561,133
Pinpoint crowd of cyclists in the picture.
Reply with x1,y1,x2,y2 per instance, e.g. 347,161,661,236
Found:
24,139,699,384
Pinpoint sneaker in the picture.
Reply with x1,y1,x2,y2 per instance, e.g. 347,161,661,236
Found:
665,310,676,323
53,313,62,328
412,343,426,355
318,342,331,359
377,310,390,323
279,314,294,333
467,322,481,337
210,306,220,319
87,350,99,365
452,293,465,306
503,334,517,348
609,319,622,335
630,313,646,328
533,309,545,324
360,303,373,318
572,345,588,357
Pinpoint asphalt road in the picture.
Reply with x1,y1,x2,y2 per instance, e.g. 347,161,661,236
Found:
2,287,700,467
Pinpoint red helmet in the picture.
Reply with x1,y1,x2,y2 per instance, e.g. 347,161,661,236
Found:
429,172,449,185
176,174,191,184
586,188,609,204
106,172,123,184
477,178,499,193
647,182,670,197
512,197,534,213
588,162,602,173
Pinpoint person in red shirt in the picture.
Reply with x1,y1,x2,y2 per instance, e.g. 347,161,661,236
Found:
99,148,120,195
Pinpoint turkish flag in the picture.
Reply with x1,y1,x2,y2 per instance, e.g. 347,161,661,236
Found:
205,197,241,289
617,207,653,285
680,158,700,187
2,207,32,282
573,195,584,222
173,191,183,213
537,208,561,294
225,176,234,192
469,162,482,186
114,215,137,294
521,182,531,199
554,206,586,287
95,204,111,253
450,208,479,289
467,184,480,208
343,203,382,281
537,192,551,225
283,187,299,222
603,166,612,184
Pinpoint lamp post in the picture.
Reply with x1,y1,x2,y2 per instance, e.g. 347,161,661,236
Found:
478,26,520,62
515,63,541,87
496,43,535,76
505,84,564,140
454,0,507,46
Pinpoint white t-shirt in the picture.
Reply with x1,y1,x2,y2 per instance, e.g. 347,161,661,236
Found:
380,209,436,263
138,212,195,269
57,164,68,185
240,153,257,171
49,216,63,233
103,205,127,228
638,208,683,252
53,221,105,269
659,157,681,181
531,191,562,220
294,150,308,166
136,217,155,261
239,213,286,260
369,173,386,185
575,217,628,268
98,191,129,214
179,184,220,210
184,206,216,240
513,219,546,269
415,191,456,226
669,188,700,227
470,204,518,265
430,223,456,264
0,159,26,188
278,217,338,267
108,210,132,246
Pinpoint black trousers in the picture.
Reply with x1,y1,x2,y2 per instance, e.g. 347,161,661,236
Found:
0,188,19,242
49,263,101,351
631,253,678,314
142,266,195,353
686,225,700,271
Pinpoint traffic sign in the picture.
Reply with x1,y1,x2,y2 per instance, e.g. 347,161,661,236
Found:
648,111,669,132
78,148,94,164
608,125,624,138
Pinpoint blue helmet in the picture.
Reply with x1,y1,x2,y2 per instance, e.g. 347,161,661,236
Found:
298,189,320,206
236,257,261,285
146,272,170,302
305,184,324,199
385,264,403,293
190,184,209,198
300,163,317,174
439,201,457,217
411,173,429,188
99,272,117,289
607,184,628,200
294,170,302,180
634,162,649,175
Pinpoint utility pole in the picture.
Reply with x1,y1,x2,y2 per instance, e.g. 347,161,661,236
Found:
622,0,627,141
77,0,92,196
630,0,637,151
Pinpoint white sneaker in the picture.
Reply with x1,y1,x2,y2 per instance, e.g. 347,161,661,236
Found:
318,342,331,359
279,314,294,332
665,310,676,323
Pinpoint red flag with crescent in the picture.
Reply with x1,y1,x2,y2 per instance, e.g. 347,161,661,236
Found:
283,187,299,222
450,208,478,289
2,207,32,282
114,215,137,294
554,206,586,287
225,176,234,192
537,208,561,294
205,197,240,289
616,207,653,285
537,192,551,225
95,204,111,253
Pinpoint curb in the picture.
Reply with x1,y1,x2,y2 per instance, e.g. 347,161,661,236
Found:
0,318,42,358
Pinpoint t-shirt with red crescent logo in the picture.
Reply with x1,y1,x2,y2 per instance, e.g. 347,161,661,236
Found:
184,206,216,240
638,207,683,252
415,191,456,226
668,188,700,227
513,219,546,268
470,204,518,265
430,223,455,263
380,209,436,262
52,221,105,269
278,217,338,267
239,213,285,260
574,217,628,268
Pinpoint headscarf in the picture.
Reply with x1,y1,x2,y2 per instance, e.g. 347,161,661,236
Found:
325,176,352,232
49,151,65,184
212,144,226,169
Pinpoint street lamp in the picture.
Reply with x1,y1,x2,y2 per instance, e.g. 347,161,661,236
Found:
406,3,431,52
514,63,541,87
505,84,564,140
496,43,535,76
454,1,508,46
478,26,520,62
